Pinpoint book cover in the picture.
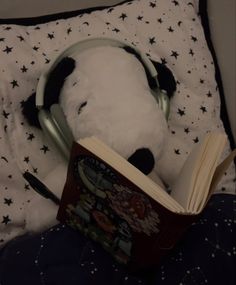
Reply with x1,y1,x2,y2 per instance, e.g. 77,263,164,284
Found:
57,141,197,270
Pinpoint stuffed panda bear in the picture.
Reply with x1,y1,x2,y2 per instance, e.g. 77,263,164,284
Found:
22,43,176,231
23,45,176,176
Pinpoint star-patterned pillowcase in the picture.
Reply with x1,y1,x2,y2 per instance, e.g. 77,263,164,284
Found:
0,0,235,245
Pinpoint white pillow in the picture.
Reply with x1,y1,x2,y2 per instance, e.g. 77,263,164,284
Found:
0,0,235,246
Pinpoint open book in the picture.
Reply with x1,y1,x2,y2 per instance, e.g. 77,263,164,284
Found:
57,132,236,270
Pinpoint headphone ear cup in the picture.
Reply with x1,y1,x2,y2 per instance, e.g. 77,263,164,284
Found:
50,104,74,148
38,108,72,160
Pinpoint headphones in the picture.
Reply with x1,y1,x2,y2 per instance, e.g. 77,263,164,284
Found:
36,37,170,160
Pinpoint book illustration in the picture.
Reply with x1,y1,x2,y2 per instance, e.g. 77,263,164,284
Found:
65,154,160,264
57,134,236,269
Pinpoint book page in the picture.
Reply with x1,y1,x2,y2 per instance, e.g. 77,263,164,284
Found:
170,135,208,210
170,133,227,213
189,136,226,212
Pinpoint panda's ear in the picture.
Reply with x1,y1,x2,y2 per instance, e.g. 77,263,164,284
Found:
21,57,76,129
21,92,41,128
151,60,176,98
44,56,76,109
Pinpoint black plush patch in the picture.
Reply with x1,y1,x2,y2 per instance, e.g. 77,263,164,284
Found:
150,61,176,97
78,101,87,115
44,57,76,108
122,46,176,98
22,56,76,128
21,92,41,128
128,148,155,175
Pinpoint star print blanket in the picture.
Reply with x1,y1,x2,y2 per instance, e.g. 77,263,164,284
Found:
0,0,235,252
0,194,235,285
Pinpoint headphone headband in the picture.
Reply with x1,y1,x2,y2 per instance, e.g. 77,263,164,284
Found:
36,37,159,108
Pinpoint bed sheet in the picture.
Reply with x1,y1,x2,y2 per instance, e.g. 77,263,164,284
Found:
0,0,235,246
0,194,235,285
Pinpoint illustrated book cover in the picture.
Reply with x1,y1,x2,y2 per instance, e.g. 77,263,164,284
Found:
57,133,236,270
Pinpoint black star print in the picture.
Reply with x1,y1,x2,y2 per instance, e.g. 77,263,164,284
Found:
4,27,12,31
206,91,212,98
33,46,39,51
2,215,11,225
45,58,50,64
200,79,204,84
137,15,143,21
112,28,120,33
119,13,127,21
3,46,13,54
2,110,10,119
4,198,13,206
24,157,30,163
177,21,182,26
27,133,35,140
35,26,41,30
200,106,207,113
83,22,89,26
174,149,181,155
24,184,30,191
193,137,199,143
33,168,38,174
184,128,190,134
172,0,179,5
21,65,28,73
40,145,50,154
1,156,8,163
168,26,174,32
191,35,198,42
0,38,5,42
177,108,185,116
17,35,25,41
149,2,156,8
10,80,19,88
47,33,54,39
149,37,156,45
189,49,194,56
107,7,114,13
161,58,167,65
67,28,72,34
157,18,163,23
171,50,179,59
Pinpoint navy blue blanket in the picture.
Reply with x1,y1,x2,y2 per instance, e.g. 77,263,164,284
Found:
0,194,235,285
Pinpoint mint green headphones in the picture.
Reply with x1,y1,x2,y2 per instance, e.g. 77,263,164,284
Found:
36,37,170,160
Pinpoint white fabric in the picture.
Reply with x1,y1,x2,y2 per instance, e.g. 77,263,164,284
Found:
0,0,235,246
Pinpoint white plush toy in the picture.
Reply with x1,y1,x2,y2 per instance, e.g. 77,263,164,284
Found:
22,42,176,232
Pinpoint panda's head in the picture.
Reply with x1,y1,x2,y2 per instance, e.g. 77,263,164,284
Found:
22,40,176,179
